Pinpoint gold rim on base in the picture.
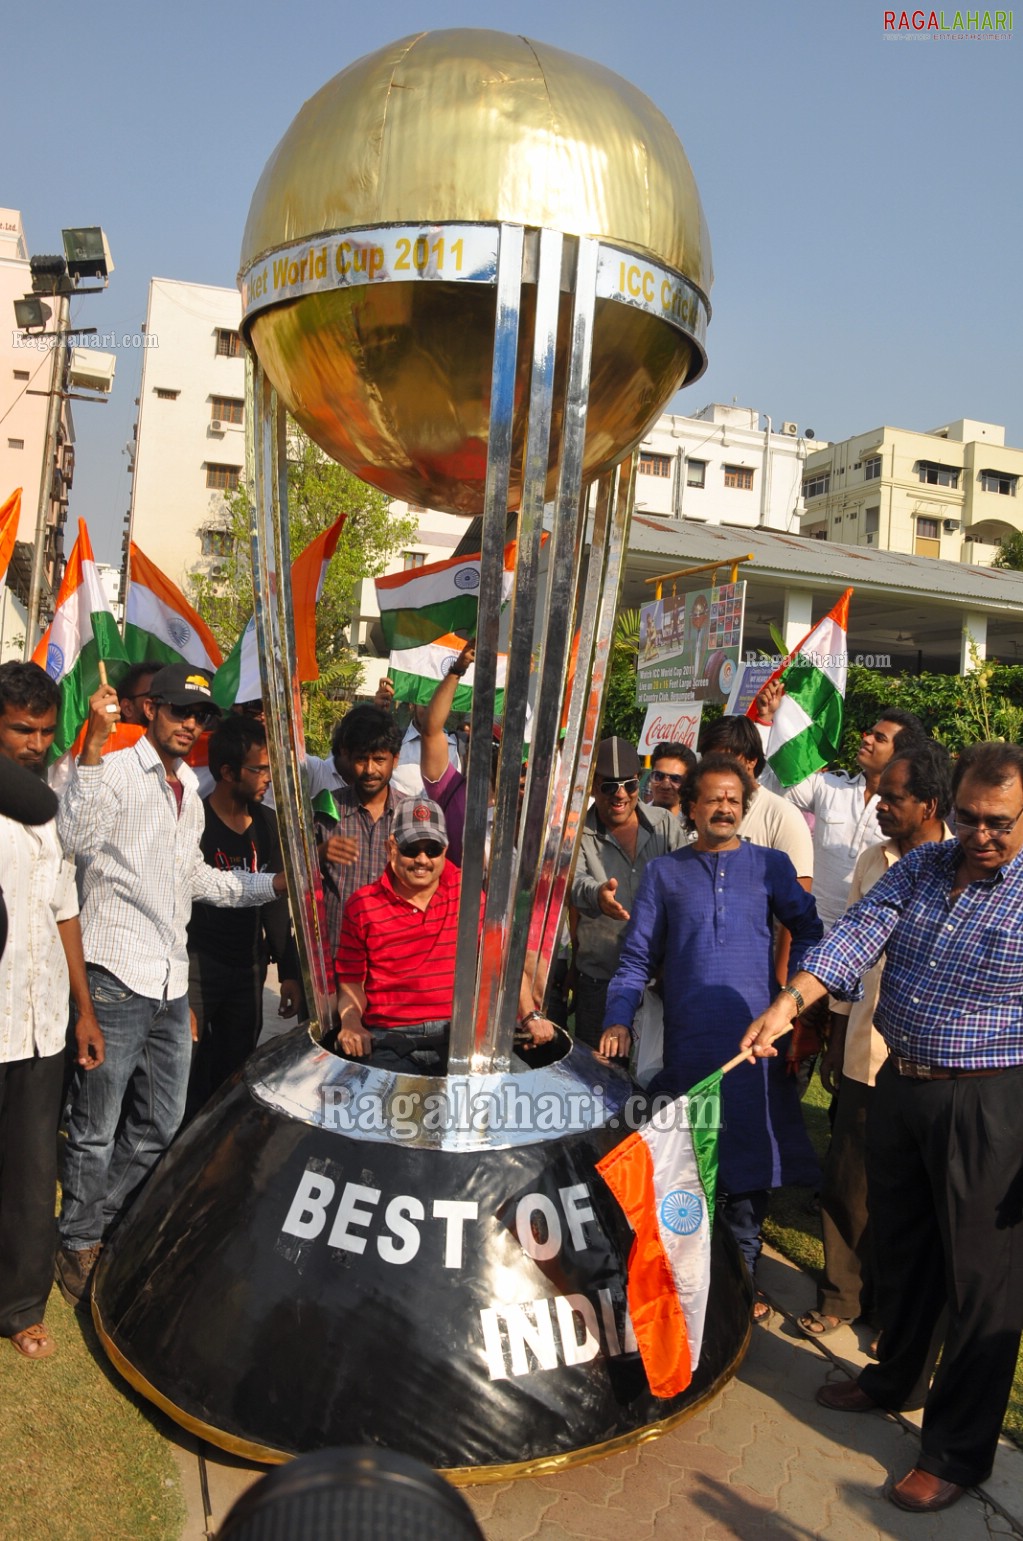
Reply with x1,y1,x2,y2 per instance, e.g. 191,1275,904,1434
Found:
93,1295,751,1484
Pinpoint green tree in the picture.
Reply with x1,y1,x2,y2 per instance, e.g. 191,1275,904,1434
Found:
189,430,419,752
600,608,647,743
993,530,1023,571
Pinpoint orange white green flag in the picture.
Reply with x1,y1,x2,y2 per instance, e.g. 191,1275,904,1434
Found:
212,513,346,709
596,1072,721,1399
0,488,21,589
291,512,346,682
125,544,222,671
750,588,852,788
32,518,128,761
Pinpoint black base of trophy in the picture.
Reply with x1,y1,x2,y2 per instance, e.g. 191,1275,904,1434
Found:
92,1025,751,1479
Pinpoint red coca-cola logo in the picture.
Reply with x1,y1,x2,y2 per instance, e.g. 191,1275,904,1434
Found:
643,712,698,746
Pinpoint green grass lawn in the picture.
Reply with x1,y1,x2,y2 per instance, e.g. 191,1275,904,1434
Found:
0,1291,185,1541
765,1069,1023,1447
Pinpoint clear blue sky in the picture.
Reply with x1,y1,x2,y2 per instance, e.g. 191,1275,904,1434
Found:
4,0,1019,566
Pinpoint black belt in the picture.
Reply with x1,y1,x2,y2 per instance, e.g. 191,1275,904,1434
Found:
891,1056,1006,1081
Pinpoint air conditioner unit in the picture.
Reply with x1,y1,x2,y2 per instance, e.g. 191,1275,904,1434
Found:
943,519,961,532
781,421,798,436
210,419,224,433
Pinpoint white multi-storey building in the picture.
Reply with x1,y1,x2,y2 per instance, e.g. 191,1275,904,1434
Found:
631,403,823,531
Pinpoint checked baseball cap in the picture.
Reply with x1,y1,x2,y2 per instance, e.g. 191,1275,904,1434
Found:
392,798,449,852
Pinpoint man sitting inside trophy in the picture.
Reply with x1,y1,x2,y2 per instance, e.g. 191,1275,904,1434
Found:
334,798,555,1074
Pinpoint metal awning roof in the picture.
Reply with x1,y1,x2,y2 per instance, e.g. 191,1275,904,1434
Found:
621,518,1023,672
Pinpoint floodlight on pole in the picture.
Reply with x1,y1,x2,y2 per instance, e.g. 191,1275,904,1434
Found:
17,226,113,657
13,296,51,331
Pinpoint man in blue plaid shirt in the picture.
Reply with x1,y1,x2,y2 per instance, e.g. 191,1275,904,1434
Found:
742,740,1023,1515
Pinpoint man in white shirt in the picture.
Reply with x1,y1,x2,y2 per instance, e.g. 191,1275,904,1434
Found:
0,663,103,1359
55,663,287,1304
754,680,924,929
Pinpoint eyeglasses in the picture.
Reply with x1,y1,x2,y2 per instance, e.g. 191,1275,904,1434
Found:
240,763,272,779
599,777,640,796
157,700,219,728
650,770,685,787
955,807,1023,837
398,840,445,859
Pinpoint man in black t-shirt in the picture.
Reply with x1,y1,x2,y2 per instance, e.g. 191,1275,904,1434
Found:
186,717,301,1115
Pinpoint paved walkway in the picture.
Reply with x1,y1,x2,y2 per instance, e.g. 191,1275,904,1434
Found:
170,1242,1023,1539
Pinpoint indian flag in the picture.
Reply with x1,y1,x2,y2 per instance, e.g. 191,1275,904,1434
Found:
0,488,21,588
32,519,128,761
596,1072,720,1398
387,632,508,714
753,588,852,788
125,544,223,670
211,615,260,710
375,539,524,654
212,514,347,709
292,513,346,681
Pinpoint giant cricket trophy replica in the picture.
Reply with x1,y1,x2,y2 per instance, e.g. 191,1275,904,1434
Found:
92,31,751,1476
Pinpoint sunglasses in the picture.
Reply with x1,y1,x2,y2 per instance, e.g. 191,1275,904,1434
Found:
399,840,445,859
599,777,639,796
650,770,685,787
158,700,219,727
237,700,265,718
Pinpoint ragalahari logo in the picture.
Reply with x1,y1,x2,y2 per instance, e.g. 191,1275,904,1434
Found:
883,8,1013,36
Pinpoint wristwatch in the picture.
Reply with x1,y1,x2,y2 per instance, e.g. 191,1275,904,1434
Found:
519,1009,544,1029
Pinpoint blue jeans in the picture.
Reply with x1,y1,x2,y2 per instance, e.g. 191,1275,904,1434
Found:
59,968,191,1250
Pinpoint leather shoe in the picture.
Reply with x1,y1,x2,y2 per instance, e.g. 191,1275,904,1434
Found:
815,1378,879,1412
888,1468,966,1512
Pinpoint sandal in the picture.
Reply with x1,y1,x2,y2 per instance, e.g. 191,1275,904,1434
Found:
753,1295,774,1324
8,1323,56,1360
798,1309,850,1337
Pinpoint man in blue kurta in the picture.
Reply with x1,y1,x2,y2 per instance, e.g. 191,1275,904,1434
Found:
601,753,822,1306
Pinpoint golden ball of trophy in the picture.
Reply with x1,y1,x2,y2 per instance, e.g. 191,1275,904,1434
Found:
239,29,712,514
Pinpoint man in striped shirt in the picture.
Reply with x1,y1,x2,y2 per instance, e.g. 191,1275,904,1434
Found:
335,799,553,1074
55,663,287,1305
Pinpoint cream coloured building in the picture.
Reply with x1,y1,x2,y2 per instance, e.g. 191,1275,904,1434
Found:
799,418,1022,565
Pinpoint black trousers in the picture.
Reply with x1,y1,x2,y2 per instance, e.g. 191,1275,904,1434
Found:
859,1060,1023,1486
186,954,265,1119
573,973,610,1051
0,1050,64,1335
818,1076,875,1321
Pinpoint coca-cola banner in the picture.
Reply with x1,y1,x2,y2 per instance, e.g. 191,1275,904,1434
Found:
637,702,703,755
636,580,746,705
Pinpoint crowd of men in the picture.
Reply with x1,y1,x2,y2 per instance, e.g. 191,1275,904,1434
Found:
3,643,1023,1515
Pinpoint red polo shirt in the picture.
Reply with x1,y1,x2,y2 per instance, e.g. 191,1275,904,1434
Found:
336,861,476,1028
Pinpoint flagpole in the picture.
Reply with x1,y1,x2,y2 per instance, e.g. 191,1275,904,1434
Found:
718,1023,792,1077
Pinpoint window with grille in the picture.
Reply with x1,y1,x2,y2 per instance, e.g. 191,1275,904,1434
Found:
918,462,959,489
206,463,241,491
211,396,244,424
639,451,672,477
980,470,1017,496
723,464,754,491
803,472,830,498
864,456,881,481
215,329,242,358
